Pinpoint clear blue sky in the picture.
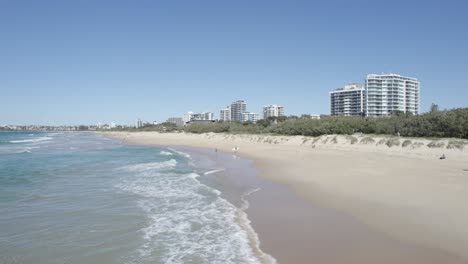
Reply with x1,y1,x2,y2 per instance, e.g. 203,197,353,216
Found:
1,0,467,125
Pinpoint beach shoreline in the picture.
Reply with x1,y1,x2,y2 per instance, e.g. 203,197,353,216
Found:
166,145,277,264
103,131,468,263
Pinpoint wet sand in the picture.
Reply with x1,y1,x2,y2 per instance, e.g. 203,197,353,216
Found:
246,178,467,264
104,132,468,263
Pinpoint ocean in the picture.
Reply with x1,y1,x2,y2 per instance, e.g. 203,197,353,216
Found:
0,132,274,264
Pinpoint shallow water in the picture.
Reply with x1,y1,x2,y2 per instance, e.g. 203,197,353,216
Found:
0,132,271,264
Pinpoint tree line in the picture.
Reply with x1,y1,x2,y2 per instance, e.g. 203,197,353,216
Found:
112,106,468,139
185,107,468,139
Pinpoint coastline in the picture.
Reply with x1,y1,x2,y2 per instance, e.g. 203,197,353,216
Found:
166,146,277,264
103,131,468,263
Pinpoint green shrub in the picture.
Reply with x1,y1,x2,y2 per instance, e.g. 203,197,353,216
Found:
411,142,425,148
360,137,375,144
312,137,322,144
345,135,358,144
386,138,400,147
377,138,387,145
331,136,338,144
447,140,466,150
402,140,412,148
427,141,445,148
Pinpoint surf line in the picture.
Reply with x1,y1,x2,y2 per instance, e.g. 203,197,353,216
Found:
204,169,226,175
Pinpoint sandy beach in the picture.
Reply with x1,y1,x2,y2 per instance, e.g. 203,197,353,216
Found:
104,131,468,263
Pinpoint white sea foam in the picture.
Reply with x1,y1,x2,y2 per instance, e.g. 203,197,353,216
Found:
10,137,53,144
159,151,173,156
119,159,177,172
204,169,226,175
238,187,276,264
187,173,199,179
240,188,261,211
116,163,275,263
18,146,40,154
45,132,63,136
167,148,191,159
211,189,222,195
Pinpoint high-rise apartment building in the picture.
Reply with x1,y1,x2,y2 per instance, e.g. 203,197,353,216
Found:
263,105,285,119
230,100,247,122
330,83,365,116
365,74,420,117
136,119,143,128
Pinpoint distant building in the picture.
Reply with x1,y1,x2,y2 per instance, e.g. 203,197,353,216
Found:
183,112,214,124
202,112,214,121
365,74,420,117
219,106,231,122
187,120,216,125
136,119,143,128
230,100,247,122
166,117,184,127
263,105,284,119
110,122,116,129
240,112,259,123
183,112,194,124
330,83,365,116
301,114,321,120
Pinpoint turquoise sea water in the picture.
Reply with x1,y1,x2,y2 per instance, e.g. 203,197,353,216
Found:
0,132,268,264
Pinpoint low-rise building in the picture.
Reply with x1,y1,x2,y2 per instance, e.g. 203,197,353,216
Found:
240,112,259,123
186,120,216,125
263,105,285,119
166,118,184,127
301,114,321,120
184,112,215,124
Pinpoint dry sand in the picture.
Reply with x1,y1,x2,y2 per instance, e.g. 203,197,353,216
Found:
104,131,468,263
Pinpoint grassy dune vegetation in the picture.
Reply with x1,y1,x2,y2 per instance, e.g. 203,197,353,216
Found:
185,108,468,139
116,108,468,139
